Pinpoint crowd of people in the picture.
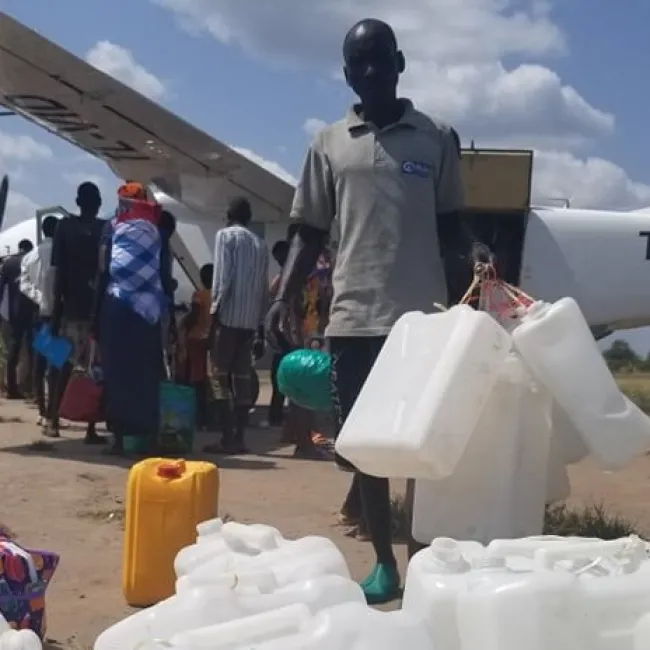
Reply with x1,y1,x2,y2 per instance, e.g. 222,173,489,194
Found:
0,180,333,460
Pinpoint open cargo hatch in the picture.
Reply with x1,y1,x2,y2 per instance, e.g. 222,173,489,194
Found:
460,148,533,211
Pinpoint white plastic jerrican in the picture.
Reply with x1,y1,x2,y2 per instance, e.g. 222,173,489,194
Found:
535,536,650,649
248,603,434,650
511,371,553,537
551,401,589,465
513,298,650,469
166,603,433,650
546,429,571,504
176,536,350,593
456,554,583,650
0,629,42,650
403,535,649,650
402,538,471,650
94,575,364,650
403,536,612,650
486,536,605,573
195,517,224,539
175,519,283,577
171,604,312,649
336,305,512,479
411,354,551,544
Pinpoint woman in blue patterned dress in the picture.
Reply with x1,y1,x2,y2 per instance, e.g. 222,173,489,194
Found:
93,183,174,456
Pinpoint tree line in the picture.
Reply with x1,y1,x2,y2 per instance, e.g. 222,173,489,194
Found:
603,340,650,373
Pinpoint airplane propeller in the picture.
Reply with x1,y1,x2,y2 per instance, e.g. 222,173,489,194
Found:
0,175,8,231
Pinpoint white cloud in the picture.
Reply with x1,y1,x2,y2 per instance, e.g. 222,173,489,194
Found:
0,132,52,162
155,0,646,211
154,0,611,143
3,190,39,227
532,151,650,211
232,145,297,185
303,118,327,137
86,41,168,101
63,171,114,197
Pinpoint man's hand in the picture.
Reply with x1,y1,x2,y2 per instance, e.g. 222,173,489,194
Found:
252,337,265,361
265,298,293,352
252,325,265,361
471,242,495,265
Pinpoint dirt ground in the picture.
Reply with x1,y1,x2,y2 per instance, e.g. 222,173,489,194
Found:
1,379,650,650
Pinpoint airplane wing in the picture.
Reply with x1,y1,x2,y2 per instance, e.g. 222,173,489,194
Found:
0,11,294,222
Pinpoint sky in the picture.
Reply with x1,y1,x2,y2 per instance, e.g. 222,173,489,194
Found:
0,0,649,349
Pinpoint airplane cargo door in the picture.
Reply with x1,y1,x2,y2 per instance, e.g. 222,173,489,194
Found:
460,148,533,211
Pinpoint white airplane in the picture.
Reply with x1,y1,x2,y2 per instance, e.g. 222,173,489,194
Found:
0,10,649,341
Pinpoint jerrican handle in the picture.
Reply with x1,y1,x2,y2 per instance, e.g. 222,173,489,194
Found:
221,521,281,552
486,536,590,560
196,518,223,537
172,603,310,649
534,536,647,572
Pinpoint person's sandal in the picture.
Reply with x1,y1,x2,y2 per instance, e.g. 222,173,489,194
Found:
360,563,401,605
293,446,330,460
42,425,60,439
310,432,332,448
336,512,361,527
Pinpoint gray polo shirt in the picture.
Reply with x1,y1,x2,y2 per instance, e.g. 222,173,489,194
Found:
290,100,464,337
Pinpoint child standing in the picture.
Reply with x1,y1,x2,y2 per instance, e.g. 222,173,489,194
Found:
183,264,213,429
284,250,333,459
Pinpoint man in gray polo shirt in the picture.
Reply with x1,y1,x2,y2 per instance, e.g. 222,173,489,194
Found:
267,17,492,604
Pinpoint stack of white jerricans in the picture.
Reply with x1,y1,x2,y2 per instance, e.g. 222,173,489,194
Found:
335,297,650,545
93,518,650,650
93,520,650,650
402,534,650,650
93,518,434,650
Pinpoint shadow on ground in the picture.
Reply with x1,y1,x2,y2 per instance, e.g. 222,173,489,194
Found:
1,427,286,471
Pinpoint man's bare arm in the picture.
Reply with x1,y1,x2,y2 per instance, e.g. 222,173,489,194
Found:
274,224,327,304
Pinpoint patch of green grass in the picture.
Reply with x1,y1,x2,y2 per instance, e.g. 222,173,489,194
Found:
616,373,650,414
389,497,641,542
543,503,640,539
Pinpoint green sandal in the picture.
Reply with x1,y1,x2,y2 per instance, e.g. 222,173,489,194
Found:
360,563,401,605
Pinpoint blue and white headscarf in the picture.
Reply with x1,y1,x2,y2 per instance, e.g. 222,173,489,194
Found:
107,218,164,324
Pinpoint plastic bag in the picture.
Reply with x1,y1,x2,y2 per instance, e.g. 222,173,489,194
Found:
59,340,104,423
59,370,104,423
462,262,535,329
0,538,59,638
158,381,196,454
277,349,332,412
32,324,72,369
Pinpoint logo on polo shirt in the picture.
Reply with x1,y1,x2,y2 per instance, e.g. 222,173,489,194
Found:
401,160,431,178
